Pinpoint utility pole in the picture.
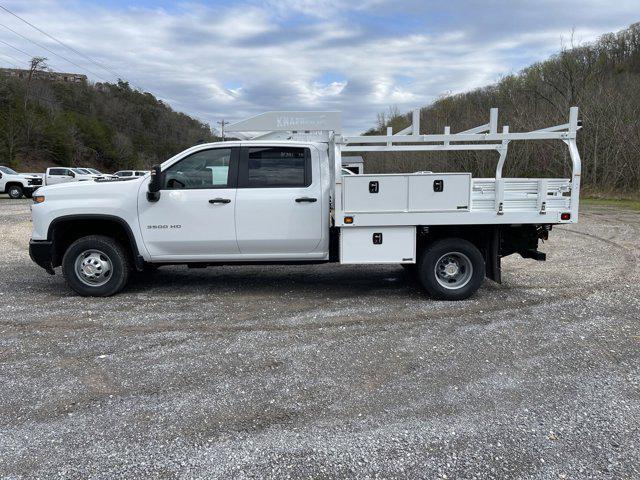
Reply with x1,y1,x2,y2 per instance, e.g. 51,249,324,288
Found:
217,119,229,140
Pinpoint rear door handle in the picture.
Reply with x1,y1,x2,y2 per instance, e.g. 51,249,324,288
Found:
295,197,317,203
209,198,231,204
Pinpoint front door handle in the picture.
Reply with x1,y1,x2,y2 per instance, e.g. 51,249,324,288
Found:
295,197,317,203
209,198,231,204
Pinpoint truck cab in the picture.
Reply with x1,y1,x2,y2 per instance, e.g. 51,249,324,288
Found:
44,167,75,185
139,141,330,261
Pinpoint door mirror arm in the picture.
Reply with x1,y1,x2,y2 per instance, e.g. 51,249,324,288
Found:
147,164,163,202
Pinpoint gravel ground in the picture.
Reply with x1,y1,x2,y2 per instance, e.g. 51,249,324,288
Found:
0,196,639,479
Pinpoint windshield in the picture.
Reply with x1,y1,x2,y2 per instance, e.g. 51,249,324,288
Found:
0,166,18,175
86,168,101,175
71,168,87,174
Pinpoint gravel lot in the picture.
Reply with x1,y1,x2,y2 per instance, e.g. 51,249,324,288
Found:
1,196,639,479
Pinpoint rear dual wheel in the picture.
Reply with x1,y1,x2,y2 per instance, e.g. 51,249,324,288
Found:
417,238,485,300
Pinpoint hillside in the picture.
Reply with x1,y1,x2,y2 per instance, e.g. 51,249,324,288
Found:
0,69,216,173
365,22,640,196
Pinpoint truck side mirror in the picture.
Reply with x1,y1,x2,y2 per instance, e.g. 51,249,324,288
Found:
69,171,75,178
147,164,162,202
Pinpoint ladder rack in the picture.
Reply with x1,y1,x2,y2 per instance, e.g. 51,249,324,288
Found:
227,107,582,225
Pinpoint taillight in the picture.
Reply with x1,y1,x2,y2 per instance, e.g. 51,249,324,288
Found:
560,212,571,221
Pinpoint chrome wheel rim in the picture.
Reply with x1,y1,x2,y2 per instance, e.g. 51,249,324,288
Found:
74,249,113,287
434,252,473,290
8,187,20,198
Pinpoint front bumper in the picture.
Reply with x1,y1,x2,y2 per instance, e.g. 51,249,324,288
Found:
29,240,55,275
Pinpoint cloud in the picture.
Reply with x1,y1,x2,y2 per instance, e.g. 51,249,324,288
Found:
0,0,637,134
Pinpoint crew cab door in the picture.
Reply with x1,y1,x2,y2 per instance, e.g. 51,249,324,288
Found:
46,168,75,185
234,146,323,256
138,147,240,260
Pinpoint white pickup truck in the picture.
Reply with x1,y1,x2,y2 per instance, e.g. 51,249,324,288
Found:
0,166,43,199
29,108,582,299
43,167,102,185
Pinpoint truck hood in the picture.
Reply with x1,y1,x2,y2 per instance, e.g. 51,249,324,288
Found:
39,177,144,197
13,173,41,180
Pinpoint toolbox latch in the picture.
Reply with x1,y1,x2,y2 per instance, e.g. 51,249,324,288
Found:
369,181,379,194
433,179,444,192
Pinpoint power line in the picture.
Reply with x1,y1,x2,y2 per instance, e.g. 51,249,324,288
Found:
0,22,111,82
0,37,34,58
0,49,25,67
0,3,126,80
0,56,19,68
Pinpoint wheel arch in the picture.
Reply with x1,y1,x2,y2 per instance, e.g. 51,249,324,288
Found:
5,181,24,192
47,214,143,270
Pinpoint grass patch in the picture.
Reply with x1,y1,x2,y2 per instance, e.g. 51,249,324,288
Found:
582,197,640,211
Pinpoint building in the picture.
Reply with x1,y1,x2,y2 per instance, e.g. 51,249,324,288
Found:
0,68,87,84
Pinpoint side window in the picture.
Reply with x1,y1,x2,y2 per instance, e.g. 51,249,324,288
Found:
242,147,311,188
164,148,235,189
49,168,65,175
120,172,132,177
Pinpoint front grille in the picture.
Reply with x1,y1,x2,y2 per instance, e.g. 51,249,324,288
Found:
28,178,43,186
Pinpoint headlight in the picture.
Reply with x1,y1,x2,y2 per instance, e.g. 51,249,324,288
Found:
33,194,45,204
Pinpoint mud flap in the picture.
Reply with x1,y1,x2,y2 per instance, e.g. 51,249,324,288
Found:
485,227,502,284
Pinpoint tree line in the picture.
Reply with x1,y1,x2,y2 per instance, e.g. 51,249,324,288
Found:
363,22,640,195
0,58,216,172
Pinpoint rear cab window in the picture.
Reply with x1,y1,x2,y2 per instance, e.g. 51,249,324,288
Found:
239,146,311,188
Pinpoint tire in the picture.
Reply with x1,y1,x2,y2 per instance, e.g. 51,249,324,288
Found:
7,185,24,199
417,238,485,300
62,235,131,297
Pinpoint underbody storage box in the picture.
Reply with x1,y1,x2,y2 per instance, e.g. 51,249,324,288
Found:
340,226,416,264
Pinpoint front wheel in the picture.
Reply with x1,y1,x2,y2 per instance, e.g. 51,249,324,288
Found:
62,235,131,296
417,238,485,300
7,185,24,199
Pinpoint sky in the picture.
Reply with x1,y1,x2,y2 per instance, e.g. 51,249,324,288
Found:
0,0,637,134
